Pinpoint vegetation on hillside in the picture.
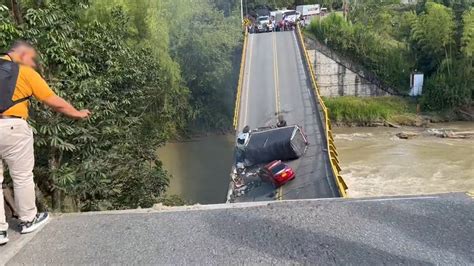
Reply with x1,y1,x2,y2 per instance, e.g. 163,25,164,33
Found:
0,0,242,211
324,96,418,126
309,0,473,111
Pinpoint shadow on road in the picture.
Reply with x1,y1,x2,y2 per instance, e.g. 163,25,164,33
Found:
204,206,427,264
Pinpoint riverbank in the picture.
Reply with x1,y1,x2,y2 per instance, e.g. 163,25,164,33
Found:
324,96,472,127
333,122,474,197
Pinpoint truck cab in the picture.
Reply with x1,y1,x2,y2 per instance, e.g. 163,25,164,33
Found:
256,15,272,33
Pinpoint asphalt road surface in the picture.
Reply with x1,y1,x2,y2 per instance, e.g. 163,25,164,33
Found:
5,193,473,264
236,30,339,201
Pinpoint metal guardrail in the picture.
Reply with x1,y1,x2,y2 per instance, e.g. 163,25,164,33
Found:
233,28,249,129
296,25,348,197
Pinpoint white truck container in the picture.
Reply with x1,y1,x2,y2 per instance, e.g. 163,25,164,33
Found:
296,4,320,17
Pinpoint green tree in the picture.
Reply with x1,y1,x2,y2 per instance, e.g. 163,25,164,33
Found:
89,0,243,131
1,0,245,211
310,13,413,93
162,0,242,130
0,1,191,211
410,2,456,74
309,0,472,110
461,8,474,57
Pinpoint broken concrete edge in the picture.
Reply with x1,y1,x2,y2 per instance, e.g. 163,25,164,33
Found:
0,218,51,266
0,192,471,265
56,192,471,218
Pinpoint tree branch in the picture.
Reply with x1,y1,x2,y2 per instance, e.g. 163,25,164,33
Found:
10,0,23,25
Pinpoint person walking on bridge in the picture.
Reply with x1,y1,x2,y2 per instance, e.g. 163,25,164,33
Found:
0,41,90,245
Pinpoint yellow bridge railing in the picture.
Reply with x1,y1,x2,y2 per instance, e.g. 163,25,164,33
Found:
233,28,249,129
296,25,348,197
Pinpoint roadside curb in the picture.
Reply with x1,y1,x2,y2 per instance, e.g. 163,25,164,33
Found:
233,28,249,129
58,192,471,217
0,218,51,265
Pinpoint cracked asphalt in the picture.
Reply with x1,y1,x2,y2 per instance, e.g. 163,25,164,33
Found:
5,193,473,265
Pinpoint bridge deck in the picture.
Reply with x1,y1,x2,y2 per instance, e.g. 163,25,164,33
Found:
4,193,473,264
236,31,339,201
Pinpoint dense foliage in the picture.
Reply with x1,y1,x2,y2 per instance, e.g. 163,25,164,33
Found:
309,0,473,111
0,0,242,211
89,0,242,130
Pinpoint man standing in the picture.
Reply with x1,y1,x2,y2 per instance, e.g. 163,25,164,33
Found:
0,41,90,245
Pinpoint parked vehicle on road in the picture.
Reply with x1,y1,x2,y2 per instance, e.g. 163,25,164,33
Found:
231,124,307,201
256,23,265,33
296,4,320,26
259,160,296,188
282,10,301,23
256,15,272,33
296,4,320,17
236,125,308,167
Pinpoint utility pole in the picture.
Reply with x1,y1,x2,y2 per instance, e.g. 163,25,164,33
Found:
245,0,248,16
241,0,244,23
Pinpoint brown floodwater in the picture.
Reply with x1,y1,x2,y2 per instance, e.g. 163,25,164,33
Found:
157,122,473,204
333,122,474,197
157,135,235,204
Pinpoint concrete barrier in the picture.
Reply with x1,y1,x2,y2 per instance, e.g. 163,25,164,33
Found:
233,28,249,129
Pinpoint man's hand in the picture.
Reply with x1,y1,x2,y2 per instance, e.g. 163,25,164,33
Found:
75,109,91,120
43,96,91,120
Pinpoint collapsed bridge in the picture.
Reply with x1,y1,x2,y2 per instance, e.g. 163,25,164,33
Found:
230,27,346,202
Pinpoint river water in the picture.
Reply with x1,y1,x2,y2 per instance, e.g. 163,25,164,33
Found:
157,122,473,204
334,122,474,197
157,135,235,204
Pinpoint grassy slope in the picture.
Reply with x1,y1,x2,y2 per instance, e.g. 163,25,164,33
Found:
324,96,419,126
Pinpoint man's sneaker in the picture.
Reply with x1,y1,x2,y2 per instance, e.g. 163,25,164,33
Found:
0,231,9,245
20,212,50,234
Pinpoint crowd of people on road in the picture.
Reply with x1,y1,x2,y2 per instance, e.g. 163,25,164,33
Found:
276,18,296,31
246,12,298,34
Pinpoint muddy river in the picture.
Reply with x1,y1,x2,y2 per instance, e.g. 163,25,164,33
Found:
157,135,234,204
157,122,473,203
334,122,474,197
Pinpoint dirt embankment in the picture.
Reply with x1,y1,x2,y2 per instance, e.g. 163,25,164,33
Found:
333,109,473,128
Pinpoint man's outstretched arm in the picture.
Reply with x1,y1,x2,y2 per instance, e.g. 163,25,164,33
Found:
42,96,91,119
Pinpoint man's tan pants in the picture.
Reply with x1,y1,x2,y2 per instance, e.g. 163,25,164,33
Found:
0,119,37,231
